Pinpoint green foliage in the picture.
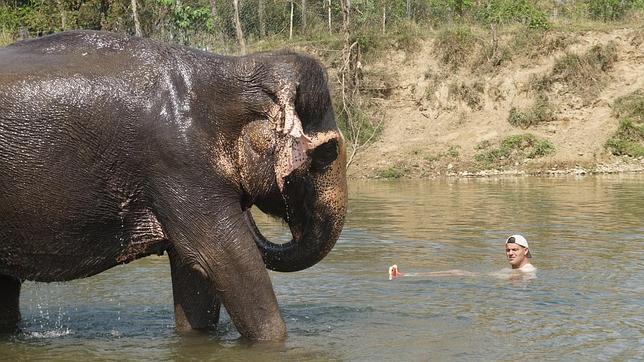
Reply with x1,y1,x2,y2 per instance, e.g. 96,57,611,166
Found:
0,28,13,46
605,119,644,157
533,41,618,99
448,81,484,109
612,89,644,120
1,1,643,48
421,145,461,162
0,5,20,32
476,0,550,30
377,165,406,179
336,100,382,146
475,140,492,150
416,0,475,23
423,153,440,162
508,93,556,129
585,0,638,21
171,3,212,31
445,145,461,158
16,1,60,35
605,90,644,157
511,30,575,58
475,134,555,167
388,21,424,52
434,25,477,70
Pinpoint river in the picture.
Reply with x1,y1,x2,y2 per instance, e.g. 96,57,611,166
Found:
1,174,642,360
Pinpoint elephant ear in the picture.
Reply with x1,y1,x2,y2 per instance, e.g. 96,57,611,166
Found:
265,71,313,192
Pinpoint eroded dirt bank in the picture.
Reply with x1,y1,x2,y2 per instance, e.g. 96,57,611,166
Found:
344,27,644,179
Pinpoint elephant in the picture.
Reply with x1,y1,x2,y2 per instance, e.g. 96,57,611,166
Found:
0,30,347,341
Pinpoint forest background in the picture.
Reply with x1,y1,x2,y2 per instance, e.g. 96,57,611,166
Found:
1,0,643,178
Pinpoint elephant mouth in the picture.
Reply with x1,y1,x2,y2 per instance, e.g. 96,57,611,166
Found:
243,208,300,244
243,196,336,273
243,209,300,270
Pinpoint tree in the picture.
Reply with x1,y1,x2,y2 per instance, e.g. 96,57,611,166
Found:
327,0,331,33
232,0,245,53
56,0,66,30
289,0,293,39
380,0,386,34
131,0,142,36
258,0,265,38
208,0,224,40
301,0,306,31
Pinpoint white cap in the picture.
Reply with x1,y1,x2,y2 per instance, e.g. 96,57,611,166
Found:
506,234,532,258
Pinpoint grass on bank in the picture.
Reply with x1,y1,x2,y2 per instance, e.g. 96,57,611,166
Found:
448,81,484,110
0,28,13,46
433,25,477,70
529,41,618,100
475,134,555,169
605,90,644,157
377,164,407,179
508,93,556,129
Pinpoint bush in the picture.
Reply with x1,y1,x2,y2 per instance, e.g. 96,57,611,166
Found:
446,145,461,158
537,41,618,99
511,30,575,58
508,93,556,129
0,28,13,46
0,5,20,34
586,0,637,21
434,25,477,70
605,90,644,157
552,41,618,77
475,140,492,150
605,119,644,156
377,165,406,179
611,89,644,120
475,133,555,167
335,99,382,146
476,0,550,30
448,81,484,110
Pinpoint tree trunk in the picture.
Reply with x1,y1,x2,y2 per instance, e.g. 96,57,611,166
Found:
381,0,386,34
233,0,246,54
338,0,375,168
208,0,224,40
131,0,142,36
99,0,110,30
209,0,218,18
339,0,357,95
327,0,332,33
56,0,67,30
301,0,307,32
340,0,350,48
289,0,294,40
258,0,266,38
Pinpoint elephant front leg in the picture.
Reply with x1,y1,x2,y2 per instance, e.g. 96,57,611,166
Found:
168,249,221,332
0,274,21,333
212,248,288,341
160,195,287,340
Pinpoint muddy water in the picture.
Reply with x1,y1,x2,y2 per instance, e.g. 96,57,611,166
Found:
1,175,642,360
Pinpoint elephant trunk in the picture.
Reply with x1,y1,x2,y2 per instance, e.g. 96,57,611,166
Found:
247,144,347,272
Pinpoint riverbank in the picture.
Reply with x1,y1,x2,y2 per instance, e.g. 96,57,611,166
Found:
342,25,643,179
349,156,644,179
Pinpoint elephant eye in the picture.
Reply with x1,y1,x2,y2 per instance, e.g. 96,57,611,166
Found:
310,139,338,172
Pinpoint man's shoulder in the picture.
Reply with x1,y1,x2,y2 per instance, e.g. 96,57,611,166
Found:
520,263,536,272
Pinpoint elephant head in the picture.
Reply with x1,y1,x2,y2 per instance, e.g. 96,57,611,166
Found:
234,53,347,273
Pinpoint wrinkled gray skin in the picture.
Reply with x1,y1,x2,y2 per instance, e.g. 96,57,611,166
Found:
0,31,347,341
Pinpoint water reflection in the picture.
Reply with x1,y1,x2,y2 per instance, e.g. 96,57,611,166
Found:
1,174,642,360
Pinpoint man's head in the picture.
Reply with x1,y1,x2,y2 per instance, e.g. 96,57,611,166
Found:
505,234,531,269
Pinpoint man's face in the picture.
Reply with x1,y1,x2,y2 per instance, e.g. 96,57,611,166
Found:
506,243,529,268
